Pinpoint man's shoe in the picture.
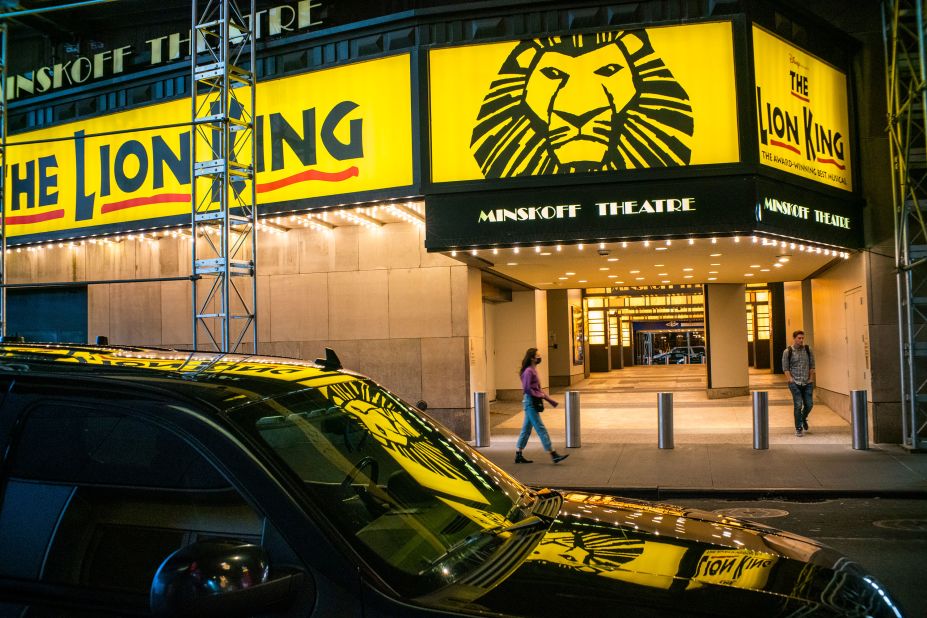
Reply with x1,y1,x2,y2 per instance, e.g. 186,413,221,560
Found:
550,451,569,463
515,452,533,464
802,420,809,431
795,429,803,437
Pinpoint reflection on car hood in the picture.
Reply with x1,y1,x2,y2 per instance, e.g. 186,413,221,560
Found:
423,491,903,617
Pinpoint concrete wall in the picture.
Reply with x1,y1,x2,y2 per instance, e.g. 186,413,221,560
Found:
492,290,549,399
705,283,749,397
7,220,482,437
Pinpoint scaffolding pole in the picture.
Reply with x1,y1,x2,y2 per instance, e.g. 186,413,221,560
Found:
884,0,927,450
191,0,257,354
0,23,6,338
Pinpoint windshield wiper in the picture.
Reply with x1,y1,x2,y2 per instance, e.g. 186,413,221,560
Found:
424,516,548,570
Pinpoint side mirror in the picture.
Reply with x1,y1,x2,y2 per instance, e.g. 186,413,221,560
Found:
150,539,305,617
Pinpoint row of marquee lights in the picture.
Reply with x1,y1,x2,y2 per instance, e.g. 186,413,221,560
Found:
1,202,426,253
449,236,851,259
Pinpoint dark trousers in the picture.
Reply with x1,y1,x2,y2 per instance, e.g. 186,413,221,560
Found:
788,382,814,429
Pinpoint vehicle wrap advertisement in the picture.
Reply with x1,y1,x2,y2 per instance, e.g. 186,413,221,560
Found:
429,21,740,182
4,54,413,240
753,25,852,191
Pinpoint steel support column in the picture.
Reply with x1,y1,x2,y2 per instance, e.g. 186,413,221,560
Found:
884,0,927,449
191,0,257,353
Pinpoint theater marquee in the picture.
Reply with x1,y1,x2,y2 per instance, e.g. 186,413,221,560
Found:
4,54,413,241
753,25,852,191
429,21,740,183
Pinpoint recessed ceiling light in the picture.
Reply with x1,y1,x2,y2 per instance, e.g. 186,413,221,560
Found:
577,244,584,250
707,277,717,281
540,252,552,256
683,268,693,272
744,273,754,277
607,258,619,262
608,275,618,279
710,263,721,266
684,275,693,279
565,272,575,275
579,280,587,283
492,248,499,255
635,277,645,280
750,264,760,268
630,270,640,274
556,245,562,252
654,264,664,267
778,256,790,263
774,263,783,268
655,247,668,251
710,253,722,257
513,247,520,253
558,277,568,280
599,242,606,249
662,280,671,283
615,280,625,284
507,262,518,266
599,267,609,271
644,240,650,247
535,246,541,253
760,268,770,272
658,273,668,276
708,271,718,274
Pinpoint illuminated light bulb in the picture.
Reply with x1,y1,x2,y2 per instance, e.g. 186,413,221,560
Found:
599,242,605,249
471,249,477,256
734,236,740,243
665,239,672,246
711,237,717,244
513,247,520,253
790,243,796,249
492,248,499,255
556,245,562,252
752,236,758,243
451,250,457,257
688,238,694,245
643,240,650,247
535,246,541,253
577,244,584,250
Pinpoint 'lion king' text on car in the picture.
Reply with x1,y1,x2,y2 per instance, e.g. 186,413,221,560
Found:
0,344,905,617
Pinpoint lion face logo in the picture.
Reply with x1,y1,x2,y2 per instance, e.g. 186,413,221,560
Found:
471,31,694,177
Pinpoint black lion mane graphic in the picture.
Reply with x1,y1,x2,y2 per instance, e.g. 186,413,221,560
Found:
471,30,694,177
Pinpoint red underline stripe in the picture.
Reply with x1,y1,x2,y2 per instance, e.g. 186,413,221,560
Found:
101,193,191,214
790,91,810,102
256,166,359,193
770,139,801,155
6,209,66,225
816,157,846,170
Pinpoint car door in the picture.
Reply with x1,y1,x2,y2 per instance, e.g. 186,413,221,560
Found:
0,375,320,617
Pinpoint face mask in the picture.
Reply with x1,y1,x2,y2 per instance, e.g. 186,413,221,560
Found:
535,358,542,365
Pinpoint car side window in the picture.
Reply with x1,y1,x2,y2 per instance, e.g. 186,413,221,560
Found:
0,400,264,606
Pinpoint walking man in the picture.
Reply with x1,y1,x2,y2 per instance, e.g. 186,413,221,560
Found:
783,330,815,437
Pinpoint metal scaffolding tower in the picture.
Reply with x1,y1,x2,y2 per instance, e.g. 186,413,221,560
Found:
884,0,927,450
191,0,258,354
0,23,6,339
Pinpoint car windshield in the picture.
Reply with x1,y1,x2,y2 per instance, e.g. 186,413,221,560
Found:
225,375,535,596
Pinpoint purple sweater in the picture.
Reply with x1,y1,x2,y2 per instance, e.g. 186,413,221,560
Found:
521,366,551,402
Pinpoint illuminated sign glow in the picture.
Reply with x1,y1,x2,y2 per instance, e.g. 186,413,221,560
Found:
753,26,852,191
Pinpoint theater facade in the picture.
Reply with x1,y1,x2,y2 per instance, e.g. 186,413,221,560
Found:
3,1,899,440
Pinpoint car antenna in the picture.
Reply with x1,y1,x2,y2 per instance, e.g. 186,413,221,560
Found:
314,347,342,371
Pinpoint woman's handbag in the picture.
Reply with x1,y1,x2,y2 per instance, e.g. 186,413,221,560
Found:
531,396,544,412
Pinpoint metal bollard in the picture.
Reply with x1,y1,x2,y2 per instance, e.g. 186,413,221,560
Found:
657,392,674,449
565,391,581,448
473,392,490,447
752,391,769,450
851,389,869,450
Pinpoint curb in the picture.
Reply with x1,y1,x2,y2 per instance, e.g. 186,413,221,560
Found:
543,486,927,501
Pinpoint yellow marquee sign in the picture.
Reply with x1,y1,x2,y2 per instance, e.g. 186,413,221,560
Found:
429,21,740,182
753,26,852,191
4,54,413,238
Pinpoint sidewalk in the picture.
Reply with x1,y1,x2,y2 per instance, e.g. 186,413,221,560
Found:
472,367,927,498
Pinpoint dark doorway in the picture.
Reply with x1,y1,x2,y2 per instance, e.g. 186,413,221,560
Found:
6,287,88,343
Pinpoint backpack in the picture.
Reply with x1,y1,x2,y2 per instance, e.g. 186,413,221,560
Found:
786,345,811,371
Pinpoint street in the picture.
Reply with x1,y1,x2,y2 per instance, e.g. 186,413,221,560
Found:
676,497,927,617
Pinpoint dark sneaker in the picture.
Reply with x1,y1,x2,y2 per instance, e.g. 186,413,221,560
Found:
795,428,803,437
802,420,809,431
515,452,533,464
550,451,569,464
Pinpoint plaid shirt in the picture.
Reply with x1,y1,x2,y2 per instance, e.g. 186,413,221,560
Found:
782,345,815,385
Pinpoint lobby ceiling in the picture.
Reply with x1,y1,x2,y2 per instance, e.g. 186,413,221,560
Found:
454,236,845,289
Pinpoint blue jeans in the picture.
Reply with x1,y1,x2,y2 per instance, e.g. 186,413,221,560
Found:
516,394,552,451
788,382,814,429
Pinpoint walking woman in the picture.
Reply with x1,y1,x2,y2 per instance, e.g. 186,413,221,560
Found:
515,347,569,464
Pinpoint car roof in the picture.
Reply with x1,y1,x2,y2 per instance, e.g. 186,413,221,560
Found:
0,343,361,410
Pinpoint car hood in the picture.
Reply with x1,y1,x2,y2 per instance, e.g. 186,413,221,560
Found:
418,491,903,617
